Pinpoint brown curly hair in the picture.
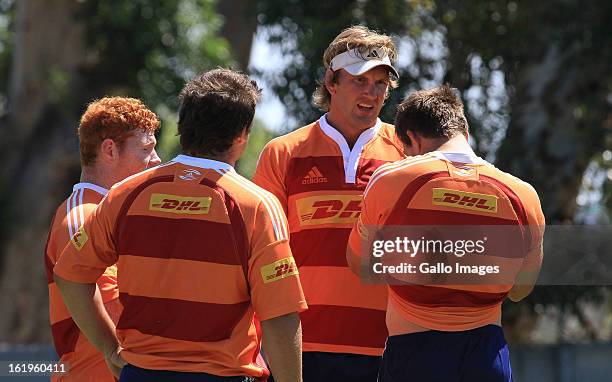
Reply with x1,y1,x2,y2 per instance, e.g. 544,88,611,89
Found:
78,97,160,166
395,84,468,145
178,68,261,156
313,25,399,111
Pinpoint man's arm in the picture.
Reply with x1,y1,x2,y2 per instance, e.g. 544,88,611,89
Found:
260,312,302,382
507,244,543,302
54,275,126,377
346,221,372,277
252,141,288,214
507,268,540,302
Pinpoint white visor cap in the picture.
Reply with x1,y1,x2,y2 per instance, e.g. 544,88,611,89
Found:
329,47,399,78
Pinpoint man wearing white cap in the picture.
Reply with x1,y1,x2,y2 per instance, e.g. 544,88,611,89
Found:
254,26,405,381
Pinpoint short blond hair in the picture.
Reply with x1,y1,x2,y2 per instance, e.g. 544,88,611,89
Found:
313,25,398,111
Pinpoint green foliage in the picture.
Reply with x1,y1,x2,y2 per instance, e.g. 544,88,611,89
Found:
236,119,276,179
78,0,233,110
254,0,416,125
255,0,611,160
154,104,181,162
72,0,237,162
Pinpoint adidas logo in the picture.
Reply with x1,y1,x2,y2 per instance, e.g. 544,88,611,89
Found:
302,166,328,185
366,49,380,58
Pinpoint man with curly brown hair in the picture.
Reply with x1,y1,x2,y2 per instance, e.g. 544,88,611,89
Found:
54,69,306,382
254,26,405,381
45,96,161,381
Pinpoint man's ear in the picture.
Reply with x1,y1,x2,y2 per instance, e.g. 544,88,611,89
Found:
405,130,422,156
99,138,119,163
324,68,337,95
234,128,250,146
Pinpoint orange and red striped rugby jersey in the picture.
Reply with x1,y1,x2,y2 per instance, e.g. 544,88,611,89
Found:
45,183,121,381
254,116,406,356
54,156,307,379
348,151,545,333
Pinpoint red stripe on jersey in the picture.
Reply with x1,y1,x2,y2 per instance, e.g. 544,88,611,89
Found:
117,293,250,342
356,158,393,188
397,208,520,226
480,175,531,251
286,157,396,196
201,178,249,279
51,317,80,357
387,208,526,259
45,251,55,285
287,156,348,196
290,228,351,267
385,172,448,224
115,175,174,240
301,305,387,349
390,285,508,308
118,215,243,265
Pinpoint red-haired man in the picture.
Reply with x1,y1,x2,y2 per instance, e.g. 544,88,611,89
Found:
45,97,161,381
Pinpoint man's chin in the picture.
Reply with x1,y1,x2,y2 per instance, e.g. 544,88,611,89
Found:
353,114,378,128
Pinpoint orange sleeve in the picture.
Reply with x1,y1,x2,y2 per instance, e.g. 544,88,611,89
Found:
248,198,307,321
520,183,546,272
97,265,119,304
54,193,119,284
347,176,383,273
253,139,288,214
77,203,118,303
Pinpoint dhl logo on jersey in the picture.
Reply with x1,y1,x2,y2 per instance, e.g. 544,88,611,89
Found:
296,194,362,226
149,193,212,215
71,227,88,250
432,188,498,213
261,257,299,283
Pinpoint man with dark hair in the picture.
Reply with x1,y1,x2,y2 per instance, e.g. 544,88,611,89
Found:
54,69,307,382
347,84,545,382
254,26,405,381
45,96,161,381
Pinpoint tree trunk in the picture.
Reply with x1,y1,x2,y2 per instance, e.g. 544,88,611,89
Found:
216,0,257,71
0,0,87,343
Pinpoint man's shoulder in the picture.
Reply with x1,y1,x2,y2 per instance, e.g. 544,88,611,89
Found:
374,153,441,177
365,154,442,196
111,162,177,194
223,171,283,207
480,163,540,201
262,121,320,154
55,187,103,224
377,122,396,140
374,122,404,152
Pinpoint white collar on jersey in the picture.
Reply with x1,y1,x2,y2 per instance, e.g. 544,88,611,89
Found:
172,154,235,172
73,182,108,196
318,114,382,184
433,151,486,165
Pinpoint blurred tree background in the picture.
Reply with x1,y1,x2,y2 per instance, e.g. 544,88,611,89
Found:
0,0,610,345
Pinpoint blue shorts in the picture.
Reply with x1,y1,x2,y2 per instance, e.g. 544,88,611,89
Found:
378,325,512,382
119,364,256,382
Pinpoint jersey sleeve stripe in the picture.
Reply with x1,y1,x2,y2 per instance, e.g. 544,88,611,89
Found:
229,171,289,241
71,189,81,232
66,191,76,238
221,171,288,241
78,189,85,228
364,159,414,196
225,171,288,241
364,157,436,198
